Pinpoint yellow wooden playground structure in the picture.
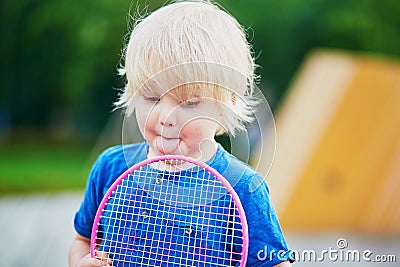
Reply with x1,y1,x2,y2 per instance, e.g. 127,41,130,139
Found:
262,50,400,235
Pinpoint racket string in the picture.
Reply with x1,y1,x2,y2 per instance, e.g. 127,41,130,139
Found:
96,210,244,263
94,158,245,266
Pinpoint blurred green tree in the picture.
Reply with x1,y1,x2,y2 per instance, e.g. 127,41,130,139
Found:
1,0,399,141
220,0,400,106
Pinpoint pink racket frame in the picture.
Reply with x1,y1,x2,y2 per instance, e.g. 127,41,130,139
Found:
90,155,249,266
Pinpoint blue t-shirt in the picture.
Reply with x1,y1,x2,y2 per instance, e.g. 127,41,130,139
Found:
74,142,292,266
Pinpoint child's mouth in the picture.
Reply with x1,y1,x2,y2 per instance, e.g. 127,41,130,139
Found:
155,136,180,155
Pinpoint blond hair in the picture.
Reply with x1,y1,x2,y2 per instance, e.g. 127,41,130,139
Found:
115,0,257,136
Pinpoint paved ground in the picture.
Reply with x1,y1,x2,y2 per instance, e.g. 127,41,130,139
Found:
0,192,82,267
1,193,398,266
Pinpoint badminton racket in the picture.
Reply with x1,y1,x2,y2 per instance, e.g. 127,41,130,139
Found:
90,155,248,266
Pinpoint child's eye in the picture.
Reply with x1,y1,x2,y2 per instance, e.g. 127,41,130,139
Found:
144,96,161,103
180,99,201,108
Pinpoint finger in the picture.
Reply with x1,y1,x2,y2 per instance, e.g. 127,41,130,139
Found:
80,255,110,267
95,251,114,266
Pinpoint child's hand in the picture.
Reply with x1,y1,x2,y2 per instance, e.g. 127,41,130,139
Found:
77,253,113,267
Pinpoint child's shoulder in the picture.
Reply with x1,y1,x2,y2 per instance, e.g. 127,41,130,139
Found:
96,141,148,168
211,144,262,189
214,144,256,171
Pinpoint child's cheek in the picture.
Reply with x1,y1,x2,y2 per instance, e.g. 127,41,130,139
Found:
181,121,208,141
136,109,155,137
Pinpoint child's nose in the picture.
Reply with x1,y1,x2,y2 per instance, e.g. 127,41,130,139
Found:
157,101,177,127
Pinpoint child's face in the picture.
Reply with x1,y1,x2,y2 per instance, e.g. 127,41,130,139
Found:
135,88,221,161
